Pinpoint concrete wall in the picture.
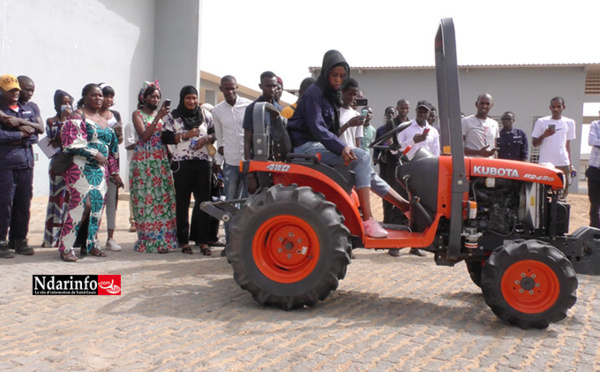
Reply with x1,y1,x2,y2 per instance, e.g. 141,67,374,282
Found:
351,65,587,191
0,0,202,196
153,0,201,104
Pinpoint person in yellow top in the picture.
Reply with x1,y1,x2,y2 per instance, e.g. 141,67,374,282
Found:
281,77,315,119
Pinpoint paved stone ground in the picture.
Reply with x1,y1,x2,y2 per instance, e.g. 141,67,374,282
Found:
1,195,600,371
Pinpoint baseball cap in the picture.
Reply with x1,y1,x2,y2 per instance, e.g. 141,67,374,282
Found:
0,75,21,91
416,100,433,110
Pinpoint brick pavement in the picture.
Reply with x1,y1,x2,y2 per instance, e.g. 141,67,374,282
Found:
1,195,600,371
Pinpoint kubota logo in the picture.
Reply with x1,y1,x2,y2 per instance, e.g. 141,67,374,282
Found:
473,166,519,178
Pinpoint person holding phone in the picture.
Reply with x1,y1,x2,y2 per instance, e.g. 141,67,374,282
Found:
129,81,178,253
394,100,440,257
41,89,75,248
360,106,376,152
98,83,125,252
462,93,499,158
532,96,577,199
397,100,440,161
162,85,216,255
338,78,365,148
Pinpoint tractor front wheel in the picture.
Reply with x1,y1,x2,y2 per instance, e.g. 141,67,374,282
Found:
465,260,484,288
481,239,577,329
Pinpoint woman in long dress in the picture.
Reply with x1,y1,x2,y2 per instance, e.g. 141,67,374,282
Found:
58,84,121,262
130,81,178,253
42,89,73,248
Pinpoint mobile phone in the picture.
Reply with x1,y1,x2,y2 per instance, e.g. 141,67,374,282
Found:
423,128,430,135
548,124,555,131
60,104,71,113
164,99,171,108
355,98,368,106
361,109,369,117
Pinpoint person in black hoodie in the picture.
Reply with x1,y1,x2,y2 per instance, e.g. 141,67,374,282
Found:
287,50,409,238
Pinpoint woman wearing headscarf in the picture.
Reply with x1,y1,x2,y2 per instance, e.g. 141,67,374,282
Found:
162,85,216,255
41,89,74,247
287,50,409,238
58,84,121,262
129,81,178,253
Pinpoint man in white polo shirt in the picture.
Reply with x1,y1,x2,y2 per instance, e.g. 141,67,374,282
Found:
393,99,440,258
462,93,499,158
212,75,252,255
532,96,576,199
397,100,440,160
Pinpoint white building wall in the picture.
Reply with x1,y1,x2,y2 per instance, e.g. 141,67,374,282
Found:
352,66,586,192
0,0,202,196
153,0,202,104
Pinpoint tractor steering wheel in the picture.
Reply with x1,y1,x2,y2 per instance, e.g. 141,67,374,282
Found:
369,121,412,162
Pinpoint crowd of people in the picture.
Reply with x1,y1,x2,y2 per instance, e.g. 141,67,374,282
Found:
0,51,598,261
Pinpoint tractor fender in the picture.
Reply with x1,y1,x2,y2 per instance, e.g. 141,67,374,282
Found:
245,160,364,238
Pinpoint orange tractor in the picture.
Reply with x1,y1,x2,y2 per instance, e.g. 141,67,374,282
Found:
202,18,600,329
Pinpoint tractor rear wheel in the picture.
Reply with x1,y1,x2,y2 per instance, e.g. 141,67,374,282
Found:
229,184,351,310
481,239,577,329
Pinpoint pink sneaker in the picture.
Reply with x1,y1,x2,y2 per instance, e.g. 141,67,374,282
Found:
363,217,389,238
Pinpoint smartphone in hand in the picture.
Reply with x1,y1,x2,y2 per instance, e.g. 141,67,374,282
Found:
164,99,171,108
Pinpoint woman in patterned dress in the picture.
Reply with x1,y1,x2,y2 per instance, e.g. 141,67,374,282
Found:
162,85,216,255
41,90,73,247
58,84,121,262
130,81,178,253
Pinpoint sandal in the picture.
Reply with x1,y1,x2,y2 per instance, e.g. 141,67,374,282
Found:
60,249,78,262
181,245,193,255
89,246,107,257
200,246,212,256
208,238,226,247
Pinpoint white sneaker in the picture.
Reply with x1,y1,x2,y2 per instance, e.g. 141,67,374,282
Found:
105,238,122,252
363,217,388,238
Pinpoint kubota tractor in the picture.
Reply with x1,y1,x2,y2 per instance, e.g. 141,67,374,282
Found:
201,18,600,329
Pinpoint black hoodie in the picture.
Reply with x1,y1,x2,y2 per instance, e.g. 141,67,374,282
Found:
287,50,350,155
316,50,349,135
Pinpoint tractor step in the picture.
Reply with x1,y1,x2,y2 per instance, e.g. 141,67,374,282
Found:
364,230,431,249
568,226,600,275
380,223,411,231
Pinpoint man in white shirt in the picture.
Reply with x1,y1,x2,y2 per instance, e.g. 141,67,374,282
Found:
532,96,577,199
587,111,600,228
394,99,439,258
462,93,499,158
337,78,364,148
397,100,440,160
212,75,252,253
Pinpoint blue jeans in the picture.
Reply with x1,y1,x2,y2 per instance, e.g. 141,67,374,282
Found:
223,163,248,201
223,163,248,243
293,141,389,197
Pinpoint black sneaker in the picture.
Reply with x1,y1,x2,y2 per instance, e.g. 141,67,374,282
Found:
0,240,15,259
14,238,34,255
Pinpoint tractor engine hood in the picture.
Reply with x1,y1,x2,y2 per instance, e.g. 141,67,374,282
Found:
466,157,565,190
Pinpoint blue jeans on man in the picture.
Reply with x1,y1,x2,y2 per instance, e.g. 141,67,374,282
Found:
223,163,248,243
